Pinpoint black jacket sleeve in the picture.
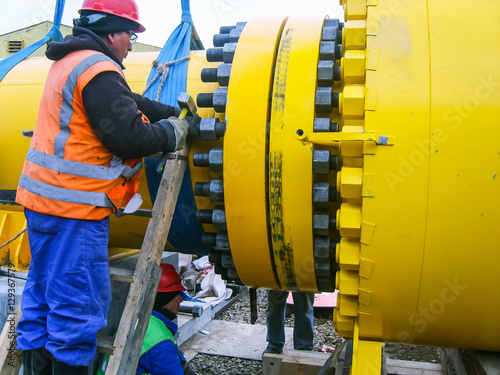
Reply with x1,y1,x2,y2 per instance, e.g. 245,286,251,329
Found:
82,71,176,158
131,92,181,123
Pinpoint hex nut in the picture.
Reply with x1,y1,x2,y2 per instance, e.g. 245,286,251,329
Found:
199,118,217,141
344,20,366,50
216,231,230,251
318,60,335,87
212,87,228,113
209,179,224,202
324,18,340,28
313,211,331,235
313,181,330,205
212,205,227,231
208,148,223,172
319,41,336,61
229,28,242,42
223,42,238,63
314,236,333,260
313,150,332,174
236,21,247,29
322,26,338,43
221,254,234,268
314,117,331,132
200,118,226,141
315,260,332,277
217,63,232,86
315,87,333,113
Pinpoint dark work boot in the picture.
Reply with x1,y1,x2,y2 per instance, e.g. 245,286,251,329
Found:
52,359,88,375
23,347,53,375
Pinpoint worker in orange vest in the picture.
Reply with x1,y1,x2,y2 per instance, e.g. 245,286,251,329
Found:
15,0,198,373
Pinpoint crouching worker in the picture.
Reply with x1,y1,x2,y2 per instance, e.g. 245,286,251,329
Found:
97,264,195,375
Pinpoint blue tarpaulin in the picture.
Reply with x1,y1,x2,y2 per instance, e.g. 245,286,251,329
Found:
0,0,65,82
143,0,210,255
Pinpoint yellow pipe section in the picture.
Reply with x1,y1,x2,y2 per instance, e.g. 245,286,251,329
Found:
1,0,499,355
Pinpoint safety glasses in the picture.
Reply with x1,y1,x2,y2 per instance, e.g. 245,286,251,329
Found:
128,31,138,46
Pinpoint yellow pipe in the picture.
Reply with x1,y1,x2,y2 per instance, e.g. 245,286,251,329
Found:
1,0,499,355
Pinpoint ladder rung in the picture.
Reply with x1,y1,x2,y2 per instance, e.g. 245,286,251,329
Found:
97,333,115,355
109,267,135,283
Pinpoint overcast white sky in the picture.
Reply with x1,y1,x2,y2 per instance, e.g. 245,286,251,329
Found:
0,0,344,48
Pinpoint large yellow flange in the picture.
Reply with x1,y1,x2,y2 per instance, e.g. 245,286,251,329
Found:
224,17,288,289
269,16,326,291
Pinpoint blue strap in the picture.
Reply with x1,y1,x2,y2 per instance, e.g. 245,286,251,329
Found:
0,0,66,82
143,0,210,255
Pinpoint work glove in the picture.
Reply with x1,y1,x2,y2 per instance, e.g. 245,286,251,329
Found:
185,113,202,140
159,117,189,151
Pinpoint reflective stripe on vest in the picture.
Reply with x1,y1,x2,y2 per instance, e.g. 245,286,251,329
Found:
25,148,143,180
54,53,123,157
18,174,113,208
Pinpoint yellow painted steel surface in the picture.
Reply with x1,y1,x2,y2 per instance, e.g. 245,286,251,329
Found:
269,16,325,292
224,17,287,289
0,209,30,270
334,0,500,351
194,0,500,354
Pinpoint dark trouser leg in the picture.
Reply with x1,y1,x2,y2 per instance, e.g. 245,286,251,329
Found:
23,347,52,375
52,359,88,375
265,289,289,352
291,291,315,350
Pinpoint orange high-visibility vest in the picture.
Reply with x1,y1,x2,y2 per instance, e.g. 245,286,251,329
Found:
16,49,143,220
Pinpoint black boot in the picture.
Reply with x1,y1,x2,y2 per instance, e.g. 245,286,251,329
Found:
23,347,52,375
52,359,88,375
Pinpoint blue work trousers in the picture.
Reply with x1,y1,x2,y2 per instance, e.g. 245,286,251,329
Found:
17,209,111,366
266,290,314,351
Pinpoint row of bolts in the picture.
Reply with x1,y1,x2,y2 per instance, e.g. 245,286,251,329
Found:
191,19,346,288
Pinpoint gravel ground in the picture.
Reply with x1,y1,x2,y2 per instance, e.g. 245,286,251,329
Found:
187,288,441,374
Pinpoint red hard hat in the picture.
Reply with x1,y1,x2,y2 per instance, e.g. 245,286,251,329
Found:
79,0,146,32
157,264,186,293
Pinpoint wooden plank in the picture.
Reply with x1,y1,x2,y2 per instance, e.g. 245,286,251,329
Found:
96,333,116,355
0,297,22,375
104,145,190,375
472,351,500,375
117,262,162,372
441,349,469,375
386,358,443,375
263,350,331,375
317,341,346,375
108,267,135,283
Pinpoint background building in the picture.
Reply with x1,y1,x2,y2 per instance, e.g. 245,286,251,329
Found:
0,21,160,58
